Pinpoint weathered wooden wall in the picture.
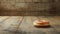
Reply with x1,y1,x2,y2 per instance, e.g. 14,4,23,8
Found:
0,0,60,16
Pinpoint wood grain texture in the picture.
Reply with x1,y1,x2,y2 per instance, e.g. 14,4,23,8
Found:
17,16,45,34
0,16,23,34
0,16,60,34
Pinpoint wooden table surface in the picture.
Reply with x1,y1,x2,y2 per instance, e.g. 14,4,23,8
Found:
0,16,60,34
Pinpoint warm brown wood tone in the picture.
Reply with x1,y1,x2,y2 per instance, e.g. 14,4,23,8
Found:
0,11,59,16
0,0,60,16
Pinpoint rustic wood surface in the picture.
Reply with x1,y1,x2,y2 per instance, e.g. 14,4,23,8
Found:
0,16,60,34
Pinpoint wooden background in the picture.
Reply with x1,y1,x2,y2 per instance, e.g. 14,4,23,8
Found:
0,0,60,16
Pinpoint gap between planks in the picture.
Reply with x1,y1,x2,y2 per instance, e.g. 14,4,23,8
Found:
16,16,46,34
14,16,24,34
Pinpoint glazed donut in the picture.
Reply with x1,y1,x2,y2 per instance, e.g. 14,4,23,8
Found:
33,20,50,27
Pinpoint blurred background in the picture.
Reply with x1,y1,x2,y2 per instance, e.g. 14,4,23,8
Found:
0,0,60,16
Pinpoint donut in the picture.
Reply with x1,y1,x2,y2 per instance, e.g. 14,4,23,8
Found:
33,20,50,27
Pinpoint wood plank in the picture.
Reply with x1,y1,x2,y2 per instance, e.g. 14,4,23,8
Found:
0,16,10,22
17,16,45,34
36,16,60,34
0,16,23,34
0,16,3,18
0,16,59,34
47,16,60,33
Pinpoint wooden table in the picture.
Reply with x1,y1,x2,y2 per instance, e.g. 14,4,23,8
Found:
0,16,60,34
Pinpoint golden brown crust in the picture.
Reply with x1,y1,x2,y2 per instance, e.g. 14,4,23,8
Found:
33,20,50,27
